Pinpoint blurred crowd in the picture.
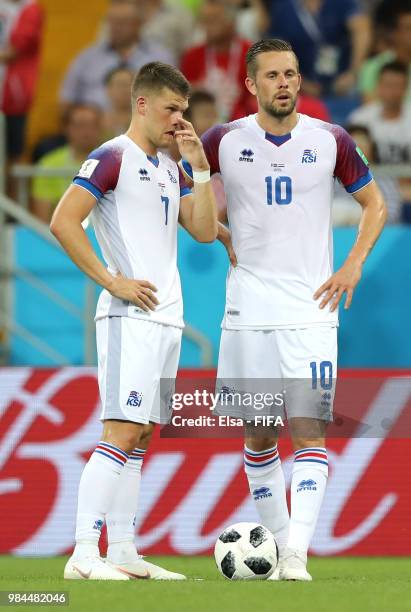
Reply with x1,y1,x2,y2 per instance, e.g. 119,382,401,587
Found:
1,0,411,224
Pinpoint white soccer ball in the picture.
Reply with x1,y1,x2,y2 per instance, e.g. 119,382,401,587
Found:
214,522,278,580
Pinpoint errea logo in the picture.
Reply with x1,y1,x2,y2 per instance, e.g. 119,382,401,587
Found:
239,148,254,162
297,479,317,492
139,168,150,181
253,486,272,501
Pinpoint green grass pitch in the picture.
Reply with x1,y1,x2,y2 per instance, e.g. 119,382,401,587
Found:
0,556,409,612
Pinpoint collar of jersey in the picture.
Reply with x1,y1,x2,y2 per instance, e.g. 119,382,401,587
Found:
147,154,160,167
265,132,291,146
122,134,160,166
251,113,303,146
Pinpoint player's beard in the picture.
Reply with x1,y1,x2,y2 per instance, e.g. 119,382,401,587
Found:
263,94,297,118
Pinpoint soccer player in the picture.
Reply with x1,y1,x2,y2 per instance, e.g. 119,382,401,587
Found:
50,62,218,580
181,39,386,580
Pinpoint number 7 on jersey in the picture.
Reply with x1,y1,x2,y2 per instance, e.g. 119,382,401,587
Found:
161,195,169,225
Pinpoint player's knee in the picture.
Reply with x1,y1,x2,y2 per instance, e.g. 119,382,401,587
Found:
244,436,278,453
108,434,138,455
136,424,154,448
244,422,278,452
289,417,327,448
102,421,146,454
292,437,325,451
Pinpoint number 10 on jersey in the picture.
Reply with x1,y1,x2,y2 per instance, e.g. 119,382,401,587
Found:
265,176,292,206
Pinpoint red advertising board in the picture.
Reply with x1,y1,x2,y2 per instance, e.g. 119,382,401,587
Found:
0,368,410,556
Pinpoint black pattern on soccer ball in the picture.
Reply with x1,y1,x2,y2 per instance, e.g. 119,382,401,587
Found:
249,526,268,548
221,551,236,579
244,556,272,575
219,529,242,544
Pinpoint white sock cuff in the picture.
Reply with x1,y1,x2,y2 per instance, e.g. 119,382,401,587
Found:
129,447,146,463
244,444,280,476
293,447,328,477
124,448,145,473
94,441,129,468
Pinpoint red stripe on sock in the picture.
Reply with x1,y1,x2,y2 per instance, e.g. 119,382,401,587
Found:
295,452,327,461
244,450,278,463
96,445,128,464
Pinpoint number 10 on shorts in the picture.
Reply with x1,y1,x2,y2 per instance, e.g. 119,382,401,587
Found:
310,361,333,389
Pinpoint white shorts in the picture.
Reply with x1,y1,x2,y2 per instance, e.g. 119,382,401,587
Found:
216,327,337,421
96,317,182,424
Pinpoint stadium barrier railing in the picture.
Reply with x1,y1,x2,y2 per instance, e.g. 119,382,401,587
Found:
0,191,213,367
0,192,96,365
11,165,78,210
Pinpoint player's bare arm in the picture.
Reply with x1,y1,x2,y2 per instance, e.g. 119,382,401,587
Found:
314,180,387,311
176,118,218,242
217,222,237,267
50,184,159,312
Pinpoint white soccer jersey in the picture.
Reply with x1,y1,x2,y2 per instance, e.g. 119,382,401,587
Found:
183,113,372,329
73,134,191,328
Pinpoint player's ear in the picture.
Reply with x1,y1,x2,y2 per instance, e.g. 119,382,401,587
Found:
297,73,302,93
245,76,257,97
135,95,147,116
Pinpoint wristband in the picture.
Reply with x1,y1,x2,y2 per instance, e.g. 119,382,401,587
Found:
192,169,211,183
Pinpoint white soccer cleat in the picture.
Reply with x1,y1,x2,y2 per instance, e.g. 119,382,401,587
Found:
279,548,312,581
110,556,186,580
64,556,130,580
267,565,281,581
